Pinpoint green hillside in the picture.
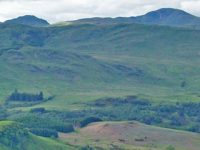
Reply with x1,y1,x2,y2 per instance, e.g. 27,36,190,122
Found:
0,121,75,150
0,23,200,109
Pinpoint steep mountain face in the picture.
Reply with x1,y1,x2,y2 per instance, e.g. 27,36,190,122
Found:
71,8,200,28
5,15,49,27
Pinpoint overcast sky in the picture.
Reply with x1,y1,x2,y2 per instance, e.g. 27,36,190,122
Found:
0,0,200,23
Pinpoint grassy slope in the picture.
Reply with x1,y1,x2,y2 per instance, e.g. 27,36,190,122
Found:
59,121,200,150
0,23,200,110
0,121,75,150
24,135,75,150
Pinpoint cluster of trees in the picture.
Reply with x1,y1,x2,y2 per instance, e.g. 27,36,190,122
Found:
89,98,200,133
7,90,44,102
0,108,7,120
5,96,200,140
0,122,28,148
80,117,102,127
29,124,74,138
91,96,150,107
80,146,94,150
30,128,58,138
13,114,75,138
30,108,46,113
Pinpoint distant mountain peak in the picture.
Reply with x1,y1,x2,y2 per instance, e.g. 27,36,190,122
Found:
144,8,194,18
149,8,188,13
135,8,200,26
5,15,49,27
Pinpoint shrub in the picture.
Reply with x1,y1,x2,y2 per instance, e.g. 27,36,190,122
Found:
80,117,102,127
30,108,46,113
166,145,175,150
54,124,74,133
30,128,58,138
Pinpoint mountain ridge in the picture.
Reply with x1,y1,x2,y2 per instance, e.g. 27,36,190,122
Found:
4,8,200,28
67,8,200,28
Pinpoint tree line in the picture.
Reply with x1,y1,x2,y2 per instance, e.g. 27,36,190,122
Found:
7,90,44,102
